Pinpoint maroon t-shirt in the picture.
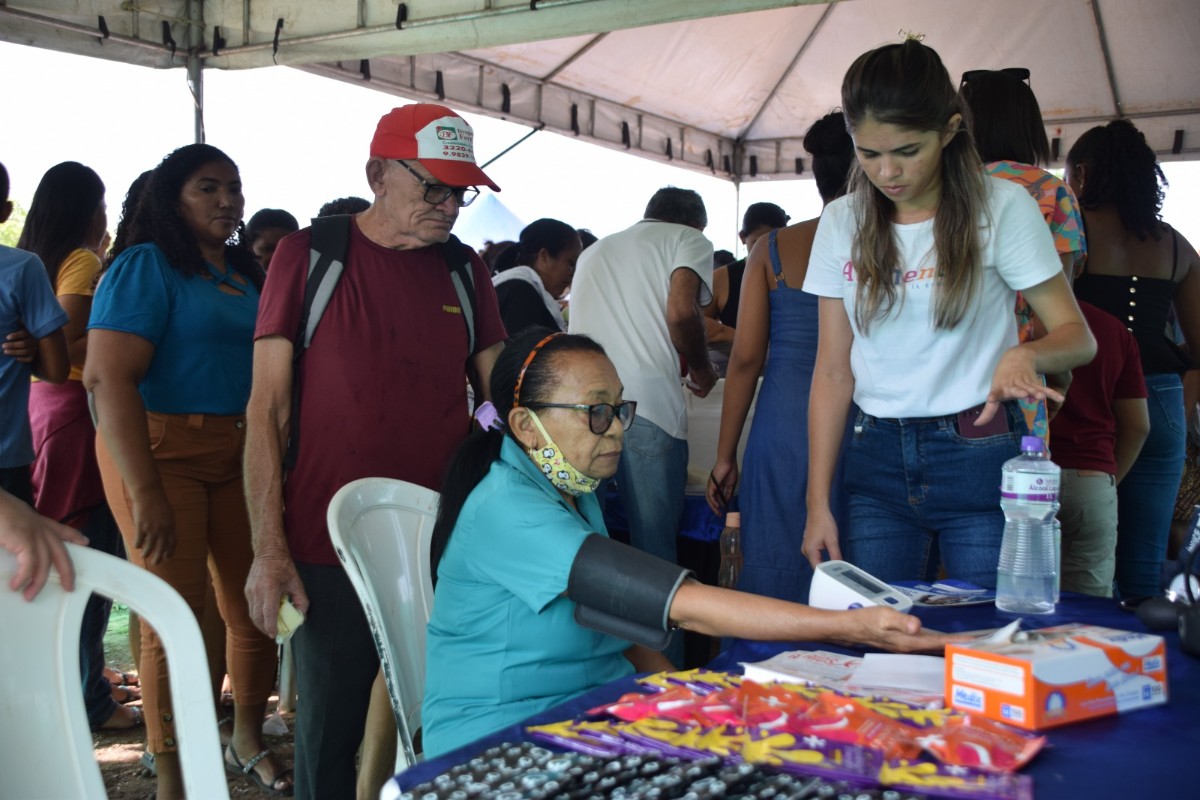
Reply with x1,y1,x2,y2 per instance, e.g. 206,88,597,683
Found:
1049,302,1147,473
255,220,506,565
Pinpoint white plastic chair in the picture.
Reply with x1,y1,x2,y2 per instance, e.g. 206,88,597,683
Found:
327,477,438,774
0,543,227,799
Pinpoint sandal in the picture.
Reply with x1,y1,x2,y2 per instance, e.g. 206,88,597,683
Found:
225,746,294,796
217,716,234,748
96,703,143,731
111,684,142,704
104,666,139,687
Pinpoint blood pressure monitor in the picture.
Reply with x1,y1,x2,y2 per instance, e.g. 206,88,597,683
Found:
809,560,914,613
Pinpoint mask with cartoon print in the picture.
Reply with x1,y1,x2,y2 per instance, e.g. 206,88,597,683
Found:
524,410,600,496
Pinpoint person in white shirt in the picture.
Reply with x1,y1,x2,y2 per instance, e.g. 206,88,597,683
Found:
802,39,1095,587
568,188,717,612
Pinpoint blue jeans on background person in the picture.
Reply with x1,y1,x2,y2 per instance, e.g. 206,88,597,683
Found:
611,416,688,665
0,465,33,504
80,505,125,729
292,562,379,800
613,417,688,565
1116,372,1186,599
841,405,1026,589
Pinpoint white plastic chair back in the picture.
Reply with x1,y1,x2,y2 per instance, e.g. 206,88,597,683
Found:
0,543,227,799
327,478,438,774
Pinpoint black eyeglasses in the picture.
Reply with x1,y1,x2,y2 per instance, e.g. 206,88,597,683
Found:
960,67,1031,85
523,401,637,435
393,160,480,207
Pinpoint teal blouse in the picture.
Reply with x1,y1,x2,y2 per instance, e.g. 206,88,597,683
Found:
422,436,633,757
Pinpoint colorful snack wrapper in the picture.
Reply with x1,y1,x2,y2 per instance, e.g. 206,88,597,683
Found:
695,686,746,727
618,716,717,760
854,694,959,729
530,669,1042,799
588,685,706,723
881,758,1034,800
526,719,628,758
916,716,1047,773
797,692,923,760
736,680,816,730
739,728,882,784
639,668,742,695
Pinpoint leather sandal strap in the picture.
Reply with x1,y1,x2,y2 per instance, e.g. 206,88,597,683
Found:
240,749,271,774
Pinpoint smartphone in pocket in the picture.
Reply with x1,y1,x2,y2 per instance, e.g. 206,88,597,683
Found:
957,405,1010,439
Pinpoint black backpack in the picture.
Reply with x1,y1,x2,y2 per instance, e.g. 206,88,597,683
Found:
282,214,478,471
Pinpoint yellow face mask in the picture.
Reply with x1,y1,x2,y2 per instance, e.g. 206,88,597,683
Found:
525,410,600,497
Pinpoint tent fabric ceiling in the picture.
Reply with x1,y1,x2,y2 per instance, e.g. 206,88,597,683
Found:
3,0,1198,182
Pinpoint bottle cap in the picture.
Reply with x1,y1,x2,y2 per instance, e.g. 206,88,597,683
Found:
725,511,741,527
1020,435,1043,452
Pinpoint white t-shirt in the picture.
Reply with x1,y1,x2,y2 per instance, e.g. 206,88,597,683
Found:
803,177,1061,418
568,220,713,439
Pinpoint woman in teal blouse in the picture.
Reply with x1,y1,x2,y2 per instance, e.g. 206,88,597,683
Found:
423,328,954,757
86,144,289,799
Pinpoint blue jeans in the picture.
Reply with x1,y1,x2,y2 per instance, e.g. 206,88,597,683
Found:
612,417,687,664
80,505,125,729
1116,373,1186,598
842,404,1026,588
613,417,688,566
292,562,379,800
0,465,32,503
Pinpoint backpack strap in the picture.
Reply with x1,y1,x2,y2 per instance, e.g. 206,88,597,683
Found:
284,222,477,472
298,215,352,351
441,233,477,354
284,214,352,472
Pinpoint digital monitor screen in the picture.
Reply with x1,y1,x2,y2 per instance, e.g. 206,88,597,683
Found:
837,567,886,594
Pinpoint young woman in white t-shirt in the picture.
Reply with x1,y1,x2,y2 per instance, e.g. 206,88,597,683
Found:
801,39,1095,587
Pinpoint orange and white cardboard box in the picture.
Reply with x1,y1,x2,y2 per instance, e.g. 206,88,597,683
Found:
945,623,1167,731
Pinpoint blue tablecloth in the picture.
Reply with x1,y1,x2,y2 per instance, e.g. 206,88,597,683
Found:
392,596,1198,798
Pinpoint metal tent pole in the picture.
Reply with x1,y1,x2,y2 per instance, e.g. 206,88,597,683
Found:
186,0,204,143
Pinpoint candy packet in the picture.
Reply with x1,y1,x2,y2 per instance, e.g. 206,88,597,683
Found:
796,692,923,760
618,715,713,760
880,758,1034,800
739,728,882,785
587,685,705,722
637,668,741,695
916,715,1047,773
526,718,628,758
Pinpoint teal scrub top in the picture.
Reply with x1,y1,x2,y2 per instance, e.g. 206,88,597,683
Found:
422,436,634,757
89,242,259,415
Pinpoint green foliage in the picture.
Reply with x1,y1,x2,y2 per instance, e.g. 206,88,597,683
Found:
0,200,27,247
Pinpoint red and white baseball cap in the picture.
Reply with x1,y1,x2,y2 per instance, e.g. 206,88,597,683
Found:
369,103,500,191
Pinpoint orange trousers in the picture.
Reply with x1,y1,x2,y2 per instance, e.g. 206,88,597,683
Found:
96,411,277,753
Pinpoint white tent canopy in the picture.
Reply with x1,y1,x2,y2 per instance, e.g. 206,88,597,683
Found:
3,0,1198,181
453,191,526,250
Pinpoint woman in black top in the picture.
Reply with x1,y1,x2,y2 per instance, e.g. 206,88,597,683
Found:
491,218,581,334
1067,119,1200,599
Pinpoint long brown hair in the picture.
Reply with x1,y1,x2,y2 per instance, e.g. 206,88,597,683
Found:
841,40,988,332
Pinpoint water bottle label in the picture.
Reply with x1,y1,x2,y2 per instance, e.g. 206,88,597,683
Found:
1000,471,1058,501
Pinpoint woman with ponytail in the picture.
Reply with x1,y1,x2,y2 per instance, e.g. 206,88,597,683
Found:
422,327,955,758
801,39,1095,587
1068,119,1200,599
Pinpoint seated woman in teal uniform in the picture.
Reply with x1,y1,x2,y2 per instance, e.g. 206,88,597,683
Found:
422,327,955,758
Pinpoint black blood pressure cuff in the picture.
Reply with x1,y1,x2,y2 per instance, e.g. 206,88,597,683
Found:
567,533,693,651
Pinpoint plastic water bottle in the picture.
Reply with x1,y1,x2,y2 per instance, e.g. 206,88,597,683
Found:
1051,516,1062,604
718,512,743,589
996,436,1060,614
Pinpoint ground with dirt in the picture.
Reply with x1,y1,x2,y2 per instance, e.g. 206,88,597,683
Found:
96,606,296,799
